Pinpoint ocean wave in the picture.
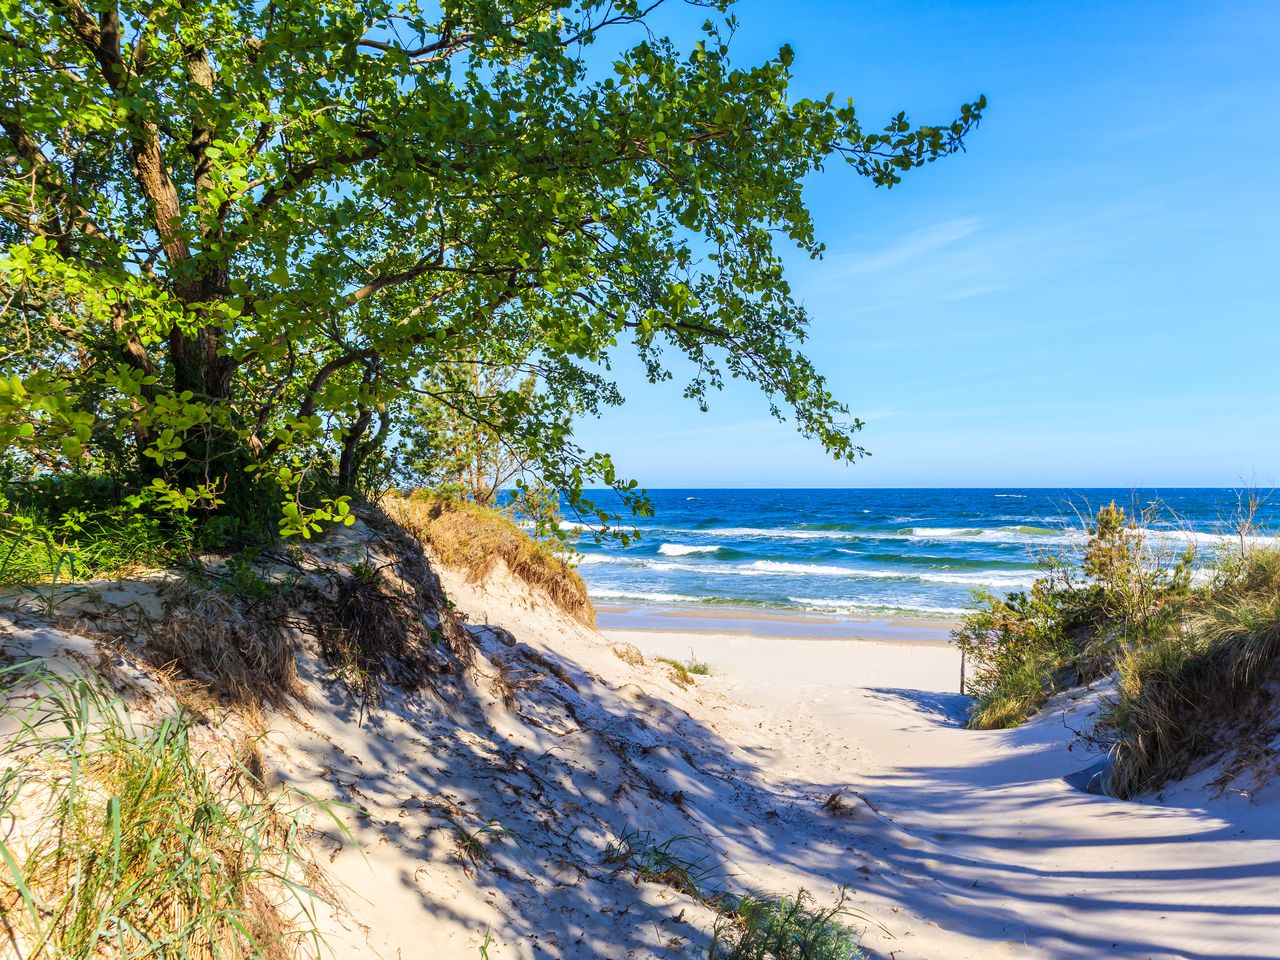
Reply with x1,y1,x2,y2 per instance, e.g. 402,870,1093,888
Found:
657,544,721,556
577,554,1037,588
589,587,702,604
787,596,967,617
678,526,855,541
590,587,960,619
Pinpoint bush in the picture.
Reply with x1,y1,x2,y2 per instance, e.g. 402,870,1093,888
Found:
955,501,1194,730
955,570,1100,729
0,476,191,586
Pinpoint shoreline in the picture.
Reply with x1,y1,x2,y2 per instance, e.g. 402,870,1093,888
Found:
593,600,958,645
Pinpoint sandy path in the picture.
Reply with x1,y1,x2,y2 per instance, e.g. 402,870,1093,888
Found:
607,628,1280,960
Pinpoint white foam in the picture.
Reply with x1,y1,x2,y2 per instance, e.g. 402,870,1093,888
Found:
589,588,703,604
657,544,721,556
578,554,1037,588
787,596,967,617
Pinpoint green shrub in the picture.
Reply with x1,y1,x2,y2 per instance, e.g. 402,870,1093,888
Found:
0,475,195,586
955,501,1194,730
955,568,1102,729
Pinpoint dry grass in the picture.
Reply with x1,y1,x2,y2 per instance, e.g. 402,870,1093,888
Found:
315,560,460,705
0,663,333,959
147,576,304,713
1103,549,1280,798
611,642,646,667
385,492,594,626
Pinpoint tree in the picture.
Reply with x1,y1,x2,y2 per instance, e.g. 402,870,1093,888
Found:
395,359,549,508
0,0,984,537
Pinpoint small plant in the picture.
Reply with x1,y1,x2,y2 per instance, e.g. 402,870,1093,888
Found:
604,829,721,901
707,888,869,960
452,821,515,876
821,793,854,817
656,654,710,687
685,654,711,676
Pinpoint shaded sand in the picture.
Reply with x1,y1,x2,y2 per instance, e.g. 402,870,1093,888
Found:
609,627,1280,960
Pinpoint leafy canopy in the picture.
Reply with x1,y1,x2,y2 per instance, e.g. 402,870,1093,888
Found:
0,0,984,537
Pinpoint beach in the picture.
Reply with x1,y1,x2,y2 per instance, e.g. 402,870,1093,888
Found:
600,616,1280,959
5,524,1280,959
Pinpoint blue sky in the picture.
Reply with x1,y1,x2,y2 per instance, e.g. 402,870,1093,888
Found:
570,0,1280,488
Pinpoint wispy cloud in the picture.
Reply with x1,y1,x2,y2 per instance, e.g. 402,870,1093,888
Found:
829,218,984,276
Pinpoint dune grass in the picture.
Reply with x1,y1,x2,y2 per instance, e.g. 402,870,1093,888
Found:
656,655,711,688
1102,549,1280,798
385,491,594,625
0,662,336,959
604,829,722,901
956,499,1280,797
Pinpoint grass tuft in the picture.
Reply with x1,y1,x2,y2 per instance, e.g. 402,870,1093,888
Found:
656,655,710,688
604,829,720,901
0,662,335,959
707,888,869,960
385,492,594,625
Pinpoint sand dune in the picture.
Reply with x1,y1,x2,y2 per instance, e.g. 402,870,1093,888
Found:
3,535,1277,958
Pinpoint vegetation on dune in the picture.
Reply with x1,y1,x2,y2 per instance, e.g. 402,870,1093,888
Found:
604,828,870,959
0,476,194,587
708,889,868,960
656,654,711,686
387,491,595,625
955,497,1280,798
1103,548,1280,798
0,663,335,959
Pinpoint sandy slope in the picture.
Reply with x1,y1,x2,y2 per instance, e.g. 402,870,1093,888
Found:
4,535,1279,960
611,628,1280,960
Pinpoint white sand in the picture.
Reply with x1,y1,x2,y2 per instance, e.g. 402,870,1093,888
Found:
608,627,1280,959
4,534,1279,959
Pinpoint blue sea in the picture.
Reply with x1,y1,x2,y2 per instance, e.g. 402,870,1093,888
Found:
571,489,1280,621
